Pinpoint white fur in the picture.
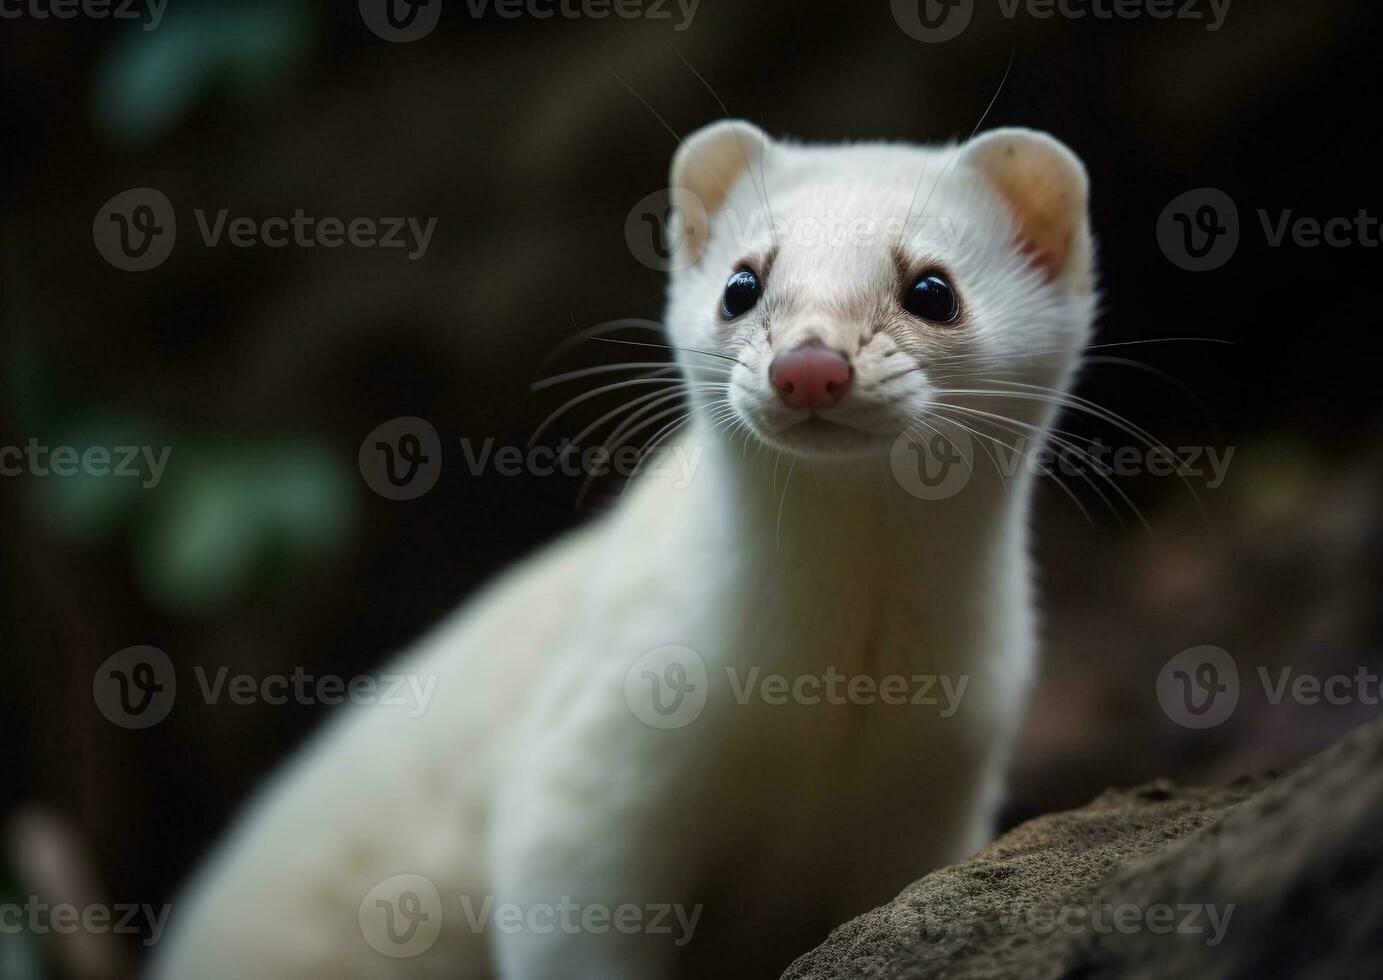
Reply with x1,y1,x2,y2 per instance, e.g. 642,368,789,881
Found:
149,121,1096,980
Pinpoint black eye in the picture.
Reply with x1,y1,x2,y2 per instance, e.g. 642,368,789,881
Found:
903,274,959,324
721,269,761,319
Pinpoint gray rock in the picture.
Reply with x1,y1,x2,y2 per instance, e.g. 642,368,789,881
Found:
783,717,1383,979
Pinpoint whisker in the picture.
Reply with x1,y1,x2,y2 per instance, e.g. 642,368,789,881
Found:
559,387,699,466
671,45,778,252
588,334,745,366
920,411,1012,499
629,401,722,466
596,56,741,213
929,404,1106,524
906,416,974,475
775,456,797,549
903,48,1015,241
931,400,1149,530
537,315,666,373
1080,355,1220,437
530,377,703,446
927,409,1096,526
602,388,707,456
574,401,698,509
950,379,1198,499
614,398,735,501
879,364,926,385
532,361,729,391
920,335,1233,371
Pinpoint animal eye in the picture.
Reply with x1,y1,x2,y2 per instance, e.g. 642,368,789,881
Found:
903,274,959,324
721,269,762,318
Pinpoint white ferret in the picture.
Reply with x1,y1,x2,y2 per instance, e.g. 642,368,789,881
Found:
150,120,1096,979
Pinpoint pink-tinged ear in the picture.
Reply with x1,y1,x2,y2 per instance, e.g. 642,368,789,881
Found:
962,128,1092,288
669,119,768,263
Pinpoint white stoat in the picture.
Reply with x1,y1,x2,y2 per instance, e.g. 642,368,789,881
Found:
149,120,1096,980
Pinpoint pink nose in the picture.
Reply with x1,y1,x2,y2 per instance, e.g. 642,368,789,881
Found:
770,343,852,410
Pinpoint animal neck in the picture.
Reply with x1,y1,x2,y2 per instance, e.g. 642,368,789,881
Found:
688,417,1030,595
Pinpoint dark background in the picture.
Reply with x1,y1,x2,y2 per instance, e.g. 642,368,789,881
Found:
3,1,1381,976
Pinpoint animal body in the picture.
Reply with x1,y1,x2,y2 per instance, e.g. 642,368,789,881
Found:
150,118,1097,979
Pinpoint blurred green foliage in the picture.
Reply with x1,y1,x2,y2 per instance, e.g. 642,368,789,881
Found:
92,0,315,145
0,867,43,980
132,440,355,613
13,336,356,616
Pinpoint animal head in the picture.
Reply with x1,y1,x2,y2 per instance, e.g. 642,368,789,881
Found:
664,120,1097,462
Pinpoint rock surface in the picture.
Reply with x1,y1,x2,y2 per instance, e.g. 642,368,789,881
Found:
782,717,1383,979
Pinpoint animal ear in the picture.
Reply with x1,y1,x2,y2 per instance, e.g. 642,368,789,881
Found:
961,128,1092,287
669,119,769,263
